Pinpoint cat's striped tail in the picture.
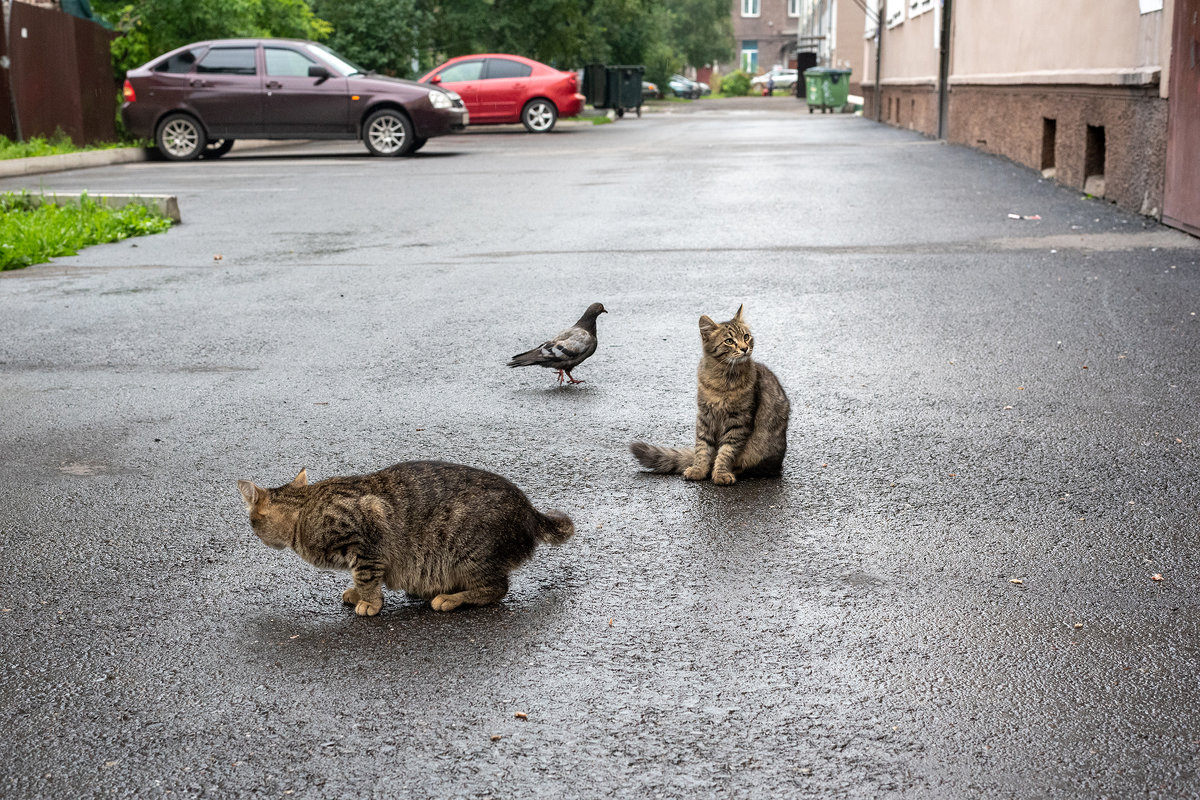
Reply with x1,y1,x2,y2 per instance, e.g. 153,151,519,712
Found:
536,509,575,544
629,442,694,474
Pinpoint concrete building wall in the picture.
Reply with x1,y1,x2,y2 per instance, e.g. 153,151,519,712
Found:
860,0,1174,222
731,0,800,74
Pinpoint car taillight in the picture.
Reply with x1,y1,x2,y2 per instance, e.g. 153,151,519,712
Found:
122,79,136,103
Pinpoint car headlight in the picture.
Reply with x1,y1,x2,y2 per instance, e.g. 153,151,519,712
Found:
428,90,453,109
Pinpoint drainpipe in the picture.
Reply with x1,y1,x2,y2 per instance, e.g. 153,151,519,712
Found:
873,5,883,122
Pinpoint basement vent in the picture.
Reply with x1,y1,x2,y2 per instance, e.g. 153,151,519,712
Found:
1084,124,1106,197
1041,117,1057,178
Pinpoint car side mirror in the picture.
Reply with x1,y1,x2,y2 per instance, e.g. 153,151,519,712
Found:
308,65,331,81
429,75,442,84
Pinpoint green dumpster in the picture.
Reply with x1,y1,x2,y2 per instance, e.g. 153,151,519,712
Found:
803,67,852,113
605,65,645,117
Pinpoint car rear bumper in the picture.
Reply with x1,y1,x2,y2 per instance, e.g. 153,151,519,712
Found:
121,101,158,140
562,93,585,117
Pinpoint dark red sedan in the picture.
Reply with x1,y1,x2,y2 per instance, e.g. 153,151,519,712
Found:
418,54,585,133
122,38,468,160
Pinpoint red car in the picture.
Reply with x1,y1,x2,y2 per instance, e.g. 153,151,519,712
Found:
419,54,584,133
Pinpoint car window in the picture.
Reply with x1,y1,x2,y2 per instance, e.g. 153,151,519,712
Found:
437,60,484,82
485,59,532,80
265,47,317,77
152,47,205,74
196,47,257,76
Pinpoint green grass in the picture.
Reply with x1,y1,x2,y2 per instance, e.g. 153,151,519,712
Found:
0,192,174,271
0,133,131,161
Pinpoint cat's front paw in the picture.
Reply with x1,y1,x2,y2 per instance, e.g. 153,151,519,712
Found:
711,470,737,486
683,466,708,481
431,593,463,612
341,586,361,605
354,597,383,616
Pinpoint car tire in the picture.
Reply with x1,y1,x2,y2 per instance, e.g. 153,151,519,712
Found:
201,139,235,159
363,108,415,156
410,136,428,153
521,99,557,133
155,113,206,161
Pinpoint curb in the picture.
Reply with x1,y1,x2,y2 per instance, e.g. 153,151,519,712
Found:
29,192,181,223
0,140,312,179
0,147,150,178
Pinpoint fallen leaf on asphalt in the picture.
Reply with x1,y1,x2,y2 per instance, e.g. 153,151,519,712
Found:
1151,574,1164,582
1176,438,1183,444
1009,578,1024,585
1073,623,1083,629
514,712,528,720
490,735,502,742
289,635,299,639
608,618,614,627
1003,405,1014,410
213,254,223,261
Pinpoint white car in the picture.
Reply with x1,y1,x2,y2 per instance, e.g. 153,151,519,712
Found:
750,68,799,90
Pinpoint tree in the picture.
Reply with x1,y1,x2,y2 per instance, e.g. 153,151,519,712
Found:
92,0,332,76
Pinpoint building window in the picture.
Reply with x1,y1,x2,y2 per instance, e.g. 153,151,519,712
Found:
885,0,905,28
741,0,760,18
741,41,759,72
788,0,801,16
909,0,933,16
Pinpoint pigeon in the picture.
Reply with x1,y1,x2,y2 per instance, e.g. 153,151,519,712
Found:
507,302,607,384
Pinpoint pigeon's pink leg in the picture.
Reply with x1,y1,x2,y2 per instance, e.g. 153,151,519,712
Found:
555,369,565,384
566,371,585,384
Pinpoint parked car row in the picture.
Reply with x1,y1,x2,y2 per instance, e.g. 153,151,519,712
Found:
121,39,586,160
749,68,799,91
667,74,709,99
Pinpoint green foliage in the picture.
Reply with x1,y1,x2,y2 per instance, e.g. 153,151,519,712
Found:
0,133,129,160
87,0,733,93
313,0,431,77
0,193,173,271
720,70,751,97
92,0,332,77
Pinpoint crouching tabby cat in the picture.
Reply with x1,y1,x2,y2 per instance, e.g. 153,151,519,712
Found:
236,461,574,615
631,304,789,485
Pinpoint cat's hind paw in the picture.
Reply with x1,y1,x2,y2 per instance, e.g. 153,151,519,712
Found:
354,597,383,616
711,470,737,486
431,593,463,612
683,466,708,481
342,586,361,605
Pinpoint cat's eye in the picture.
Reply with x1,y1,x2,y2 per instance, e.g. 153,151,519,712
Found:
724,338,734,345
743,334,750,342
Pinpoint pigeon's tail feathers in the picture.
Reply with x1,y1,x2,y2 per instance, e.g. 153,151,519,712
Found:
630,442,694,474
507,348,544,368
535,509,575,545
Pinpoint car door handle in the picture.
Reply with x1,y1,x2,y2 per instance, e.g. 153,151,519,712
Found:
189,79,211,87
266,81,283,89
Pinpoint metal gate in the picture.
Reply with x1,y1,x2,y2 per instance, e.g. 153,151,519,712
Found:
1164,0,1200,236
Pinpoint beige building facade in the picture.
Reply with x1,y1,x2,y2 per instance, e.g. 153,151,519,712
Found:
841,0,1199,234
794,0,867,95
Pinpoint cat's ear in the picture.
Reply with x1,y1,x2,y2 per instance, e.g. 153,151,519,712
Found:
733,304,745,323
237,480,263,510
699,315,717,337
289,468,308,488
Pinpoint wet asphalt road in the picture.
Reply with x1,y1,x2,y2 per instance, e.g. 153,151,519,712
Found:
2,99,1200,798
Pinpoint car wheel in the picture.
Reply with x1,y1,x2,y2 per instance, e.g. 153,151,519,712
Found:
363,109,415,156
155,113,206,161
521,99,557,133
201,139,235,159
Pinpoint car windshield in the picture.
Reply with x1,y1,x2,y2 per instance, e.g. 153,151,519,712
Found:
304,43,366,77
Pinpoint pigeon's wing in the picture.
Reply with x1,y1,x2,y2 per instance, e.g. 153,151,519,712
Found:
548,326,596,367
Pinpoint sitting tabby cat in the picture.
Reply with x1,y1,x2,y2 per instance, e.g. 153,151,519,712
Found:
630,304,789,485
237,461,574,615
